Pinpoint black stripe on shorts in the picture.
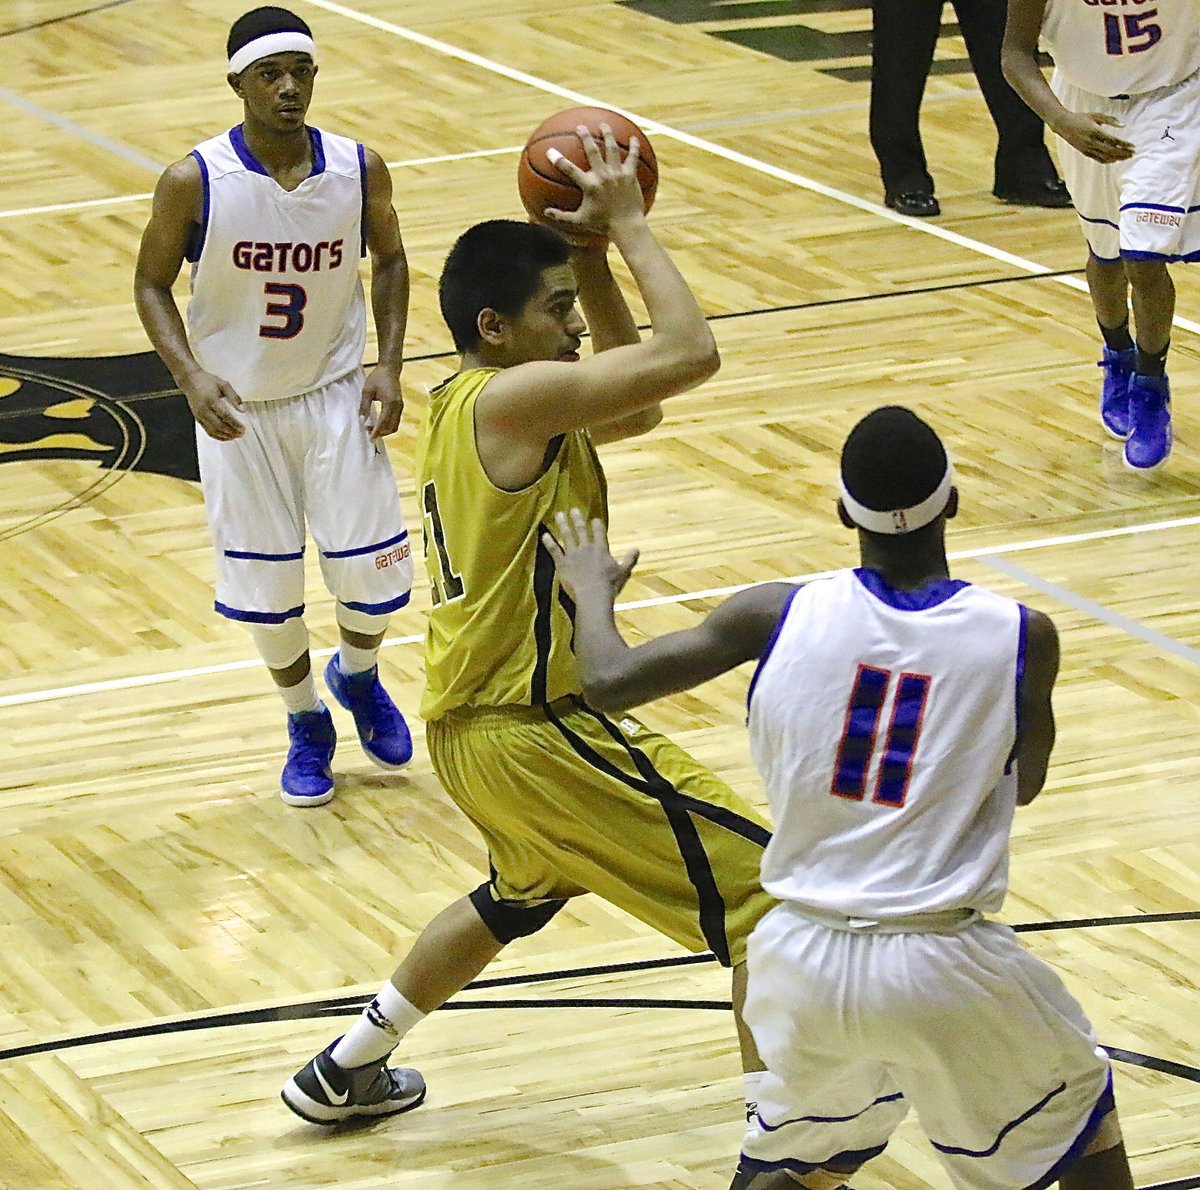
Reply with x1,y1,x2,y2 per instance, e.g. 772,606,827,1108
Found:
545,699,770,966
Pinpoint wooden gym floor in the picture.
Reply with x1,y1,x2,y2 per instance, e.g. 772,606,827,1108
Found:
0,0,1197,1186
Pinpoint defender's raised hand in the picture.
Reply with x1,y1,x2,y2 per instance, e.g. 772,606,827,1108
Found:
543,508,639,603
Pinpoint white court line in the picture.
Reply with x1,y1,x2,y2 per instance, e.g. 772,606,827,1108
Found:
297,0,1200,339
0,144,524,221
4,512,1199,710
0,84,162,174
985,555,1200,666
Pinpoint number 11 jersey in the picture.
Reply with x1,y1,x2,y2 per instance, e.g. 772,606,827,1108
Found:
747,569,1027,919
186,124,367,402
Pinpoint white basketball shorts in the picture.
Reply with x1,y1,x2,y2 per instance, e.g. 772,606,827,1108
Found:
1052,66,1200,262
739,904,1114,1190
196,369,413,623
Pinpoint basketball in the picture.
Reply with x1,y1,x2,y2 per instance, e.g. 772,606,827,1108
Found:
518,106,658,244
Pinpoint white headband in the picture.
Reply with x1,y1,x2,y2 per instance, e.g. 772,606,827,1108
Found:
229,31,316,74
839,464,954,534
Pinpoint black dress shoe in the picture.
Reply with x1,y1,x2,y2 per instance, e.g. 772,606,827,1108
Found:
993,178,1073,208
884,191,940,217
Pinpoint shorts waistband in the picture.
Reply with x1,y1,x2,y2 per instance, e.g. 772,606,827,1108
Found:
786,903,981,934
1110,63,1200,101
430,695,579,728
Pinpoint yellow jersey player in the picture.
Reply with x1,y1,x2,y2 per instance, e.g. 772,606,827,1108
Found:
282,126,777,1140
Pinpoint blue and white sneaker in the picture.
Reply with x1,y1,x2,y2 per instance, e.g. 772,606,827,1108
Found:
1098,346,1136,439
281,706,337,807
324,656,413,770
1124,372,1172,471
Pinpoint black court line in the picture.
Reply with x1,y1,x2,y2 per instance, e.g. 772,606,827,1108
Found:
0,0,137,39
2,912,1196,1068
0,264,1088,428
391,266,1087,368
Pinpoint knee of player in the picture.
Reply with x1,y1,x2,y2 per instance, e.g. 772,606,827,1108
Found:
468,882,567,944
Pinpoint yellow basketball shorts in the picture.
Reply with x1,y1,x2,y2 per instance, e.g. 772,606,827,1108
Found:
426,696,776,967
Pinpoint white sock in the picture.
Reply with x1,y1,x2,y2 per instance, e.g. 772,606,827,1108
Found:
331,981,426,1068
279,672,321,715
337,640,378,676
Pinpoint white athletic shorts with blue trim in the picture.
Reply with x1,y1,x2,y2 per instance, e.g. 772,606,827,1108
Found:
1052,66,1200,263
196,369,413,624
739,903,1114,1190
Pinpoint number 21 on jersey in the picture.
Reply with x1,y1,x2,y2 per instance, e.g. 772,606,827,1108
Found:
831,664,931,808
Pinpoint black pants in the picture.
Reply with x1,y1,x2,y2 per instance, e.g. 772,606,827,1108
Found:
869,0,1057,197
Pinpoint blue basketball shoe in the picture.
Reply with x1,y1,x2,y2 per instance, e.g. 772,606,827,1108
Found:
1098,346,1136,439
324,656,413,770
1124,372,1172,471
281,706,337,807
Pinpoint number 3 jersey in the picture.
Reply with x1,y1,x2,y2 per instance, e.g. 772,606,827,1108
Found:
747,568,1027,919
1041,0,1200,97
185,124,367,402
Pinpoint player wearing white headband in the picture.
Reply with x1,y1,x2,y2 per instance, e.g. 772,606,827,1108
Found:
545,405,1134,1190
135,8,418,809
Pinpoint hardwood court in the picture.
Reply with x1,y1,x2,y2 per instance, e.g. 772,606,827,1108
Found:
1,0,1197,1186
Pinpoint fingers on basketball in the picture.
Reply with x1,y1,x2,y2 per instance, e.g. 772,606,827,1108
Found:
517,106,658,245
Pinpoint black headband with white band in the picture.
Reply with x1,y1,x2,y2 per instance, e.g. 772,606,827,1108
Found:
839,465,954,535
228,31,316,74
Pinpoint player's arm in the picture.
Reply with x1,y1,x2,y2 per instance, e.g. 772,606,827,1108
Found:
478,128,717,443
134,157,245,441
543,510,795,711
1001,0,1134,163
1014,608,1060,806
570,242,664,445
361,146,409,439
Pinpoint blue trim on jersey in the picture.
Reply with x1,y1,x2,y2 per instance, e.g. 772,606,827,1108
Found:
229,125,270,176
1122,248,1200,262
931,1080,1068,1157
1077,212,1120,231
757,1091,905,1132
215,601,304,623
223,547,305,561
1023,1071,1115,1190
322,529,409,560
1119,201,1186,214
187,150,210,263
339,591,411,614
357,142,368,257
308,127,326,176
1005,604,1030,776
228,124,326,179
737,1141,889,1177
745,585,801,717
854,568,968,612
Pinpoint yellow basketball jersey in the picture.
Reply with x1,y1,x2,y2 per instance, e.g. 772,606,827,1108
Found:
417,368,608,719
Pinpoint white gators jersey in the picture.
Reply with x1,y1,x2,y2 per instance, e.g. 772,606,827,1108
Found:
1042,0,1200,96
747,568,1027,919
186,125,367,402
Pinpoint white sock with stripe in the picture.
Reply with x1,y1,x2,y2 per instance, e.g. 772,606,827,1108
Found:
331,981,425,1068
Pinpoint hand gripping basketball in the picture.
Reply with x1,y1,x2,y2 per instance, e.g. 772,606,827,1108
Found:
518,106,658,247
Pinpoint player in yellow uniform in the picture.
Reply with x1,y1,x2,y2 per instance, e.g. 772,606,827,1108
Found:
282,126,776,1134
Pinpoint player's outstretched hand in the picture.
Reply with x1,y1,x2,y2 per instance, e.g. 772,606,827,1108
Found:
361,365,404,440
1055,112,1135,164
543,508,639,602
544,124,643,241
182,369,245,441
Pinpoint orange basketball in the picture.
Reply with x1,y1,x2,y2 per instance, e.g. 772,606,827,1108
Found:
518,106,658,245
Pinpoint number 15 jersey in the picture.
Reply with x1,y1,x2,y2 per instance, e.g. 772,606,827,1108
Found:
747,569,1027,919
1042,0,1200,97
186,124,367,402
